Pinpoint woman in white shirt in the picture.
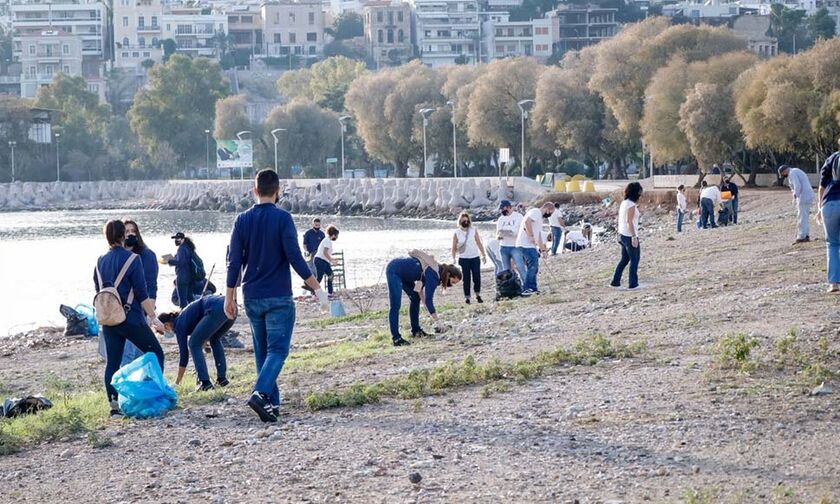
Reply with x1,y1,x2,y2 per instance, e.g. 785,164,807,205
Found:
676,184,687,233
451,212,486,304
314,225,339,295
610,182,643,289
562,223,592,252
548,202,567,256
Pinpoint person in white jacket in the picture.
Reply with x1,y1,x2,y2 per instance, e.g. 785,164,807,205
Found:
779,165,816,244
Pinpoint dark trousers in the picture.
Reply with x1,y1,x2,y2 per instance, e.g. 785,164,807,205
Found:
188,307,233,383
386,267,420,341
458,256,481,298
314,257,334,294
611,234,640,289
103,322,165,402
700,198,717,229
176,280,193,309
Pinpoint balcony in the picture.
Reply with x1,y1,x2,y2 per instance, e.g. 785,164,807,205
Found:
137,25,161,33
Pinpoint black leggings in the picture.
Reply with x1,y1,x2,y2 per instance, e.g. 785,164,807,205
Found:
103,322,165,402
458,257,481,298
314,257,334,294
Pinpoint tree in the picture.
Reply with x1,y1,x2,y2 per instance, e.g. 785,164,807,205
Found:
679,82,743,173
323,39,367,61
263,99,340,177
770,4,808,53
128,54,229,169
307,56,366,112
162,39,177,61
326,12,364,40
277,69,313,101
0,95,36,181
214,94,251,140
808,8,837,42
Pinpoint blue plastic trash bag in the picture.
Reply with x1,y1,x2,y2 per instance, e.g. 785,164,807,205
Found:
111,353,177,418
330,299,346,317
74,304,99,336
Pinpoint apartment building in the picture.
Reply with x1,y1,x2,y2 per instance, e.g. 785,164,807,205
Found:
261,0,325,59
732,14,778,57
328,0,365,16
484,12,532,59
551,4,618,53
414,0,482,67
364,0,413,67
113,0,164,71
227,3,263,57
162,5,228,59
531,17,552,60
11,0,110,99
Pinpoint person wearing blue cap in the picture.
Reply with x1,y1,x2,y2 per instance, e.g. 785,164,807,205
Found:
495,200,524,279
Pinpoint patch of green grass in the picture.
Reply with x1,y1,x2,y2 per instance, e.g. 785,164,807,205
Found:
307,309,389,328
715,333,760,373
480,381,510,398
304,334,644,411
772,484,798,504
683,488,716,504
0,391,108,456
86,431,114,449
286,331,396,373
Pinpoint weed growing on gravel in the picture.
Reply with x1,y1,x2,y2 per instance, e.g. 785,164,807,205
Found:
0,391,107,456
286,330,396,373
683,488,715,504
715,333,760,373
480,382,510,398
304,334,644,411
308,309,389,328
86,431,113,449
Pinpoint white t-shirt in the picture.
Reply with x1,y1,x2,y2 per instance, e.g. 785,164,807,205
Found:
548,209,564,228
496,212,523,248
454,227,480,259
676,191,687,212
516,208,545,249
565,230,590,247
700,186,722,205
315,237,333,261
618,200,640,237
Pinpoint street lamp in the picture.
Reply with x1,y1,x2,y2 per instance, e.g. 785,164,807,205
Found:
9,141,16,183
236,130,251,180
419,108,434,178
204,129,210,179
517,99,535,177
338,115,350,179
54,132,61,182
446,100,457,178
270,128,286,174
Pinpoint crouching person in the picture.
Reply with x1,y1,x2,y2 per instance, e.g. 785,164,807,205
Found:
385,250,462,347
159,294,234,392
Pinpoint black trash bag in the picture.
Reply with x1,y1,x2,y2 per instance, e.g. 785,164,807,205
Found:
60,304,88,337
2,396,53,418
495,270,522,300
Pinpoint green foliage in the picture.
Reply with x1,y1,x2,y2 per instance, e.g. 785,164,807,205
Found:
715,333,760,373
263,98,340,175
683,488,716,504
808,8,837,41
327,12,364,40
285,331,395,373
304,335,643,411
128,54,228,170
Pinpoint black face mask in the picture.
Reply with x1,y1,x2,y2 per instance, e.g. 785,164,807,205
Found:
543,212,552,219
175,239,183,246
501,209,510,216
125,235,138,248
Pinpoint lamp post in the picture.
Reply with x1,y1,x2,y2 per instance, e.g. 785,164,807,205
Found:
446,100,457,178
204,129,210,179
419,108,434,178
54,132,61,182
270,128,286,174
9,141,16,183
339,115,350,179
236,130,251,180
517,99,535,178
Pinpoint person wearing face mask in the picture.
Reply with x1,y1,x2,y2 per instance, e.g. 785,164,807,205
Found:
451,212,486,304
314,225,339,295
302,218,325,276
495,200,524,278
385,250,462,347
515,202,555,296
121,219,160,365
166,232,195,308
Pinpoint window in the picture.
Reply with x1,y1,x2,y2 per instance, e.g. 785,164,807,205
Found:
139,37,145,48
121,51,129,57
387,29,393,43
88,83,98,94
123,37,130,48
177,24,192,35
309,45,316,55
151,16,158,28
62,44,69,54
28,66,35,77
306,32,316,42
294,46,302,55
122,16,128,27
289,12,295,23
398,29,404,43
28,44,35,55
377,12,383,23
388,11,393,24
378,30,383,43
151,37,158,47
143,51,150,57
309,12,314,24
45,65,54,76
132,51,140,57
138,16,144,28
63,65,69,73
274,33,281,43
289,33,296,43
242,16,252,23
397,11,403,23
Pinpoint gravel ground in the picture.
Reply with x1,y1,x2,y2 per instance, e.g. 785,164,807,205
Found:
1,189,838,504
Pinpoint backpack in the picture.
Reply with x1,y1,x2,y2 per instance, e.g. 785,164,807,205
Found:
93,254,137,327
191,251,206,282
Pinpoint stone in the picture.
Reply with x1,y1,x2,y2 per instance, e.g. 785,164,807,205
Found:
408,472,422,484
188,439,201,447
811,382,834,396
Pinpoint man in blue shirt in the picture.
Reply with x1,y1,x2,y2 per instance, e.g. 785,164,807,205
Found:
225,169,329,423
302,218,324,274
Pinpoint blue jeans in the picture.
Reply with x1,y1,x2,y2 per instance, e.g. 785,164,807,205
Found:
520,247,540,292
677,210,684,233
500,245,518,276
700,198,716,228
611,235,640,288
244,297,295,407
550,226,563,255
188,306,232,383
731,197,739,224
510,246,528,284
386,267,420,340
822,200,840,283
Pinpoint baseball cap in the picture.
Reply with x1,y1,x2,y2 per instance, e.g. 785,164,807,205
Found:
778,165,789,176
499,199,512,209
171,232,185,240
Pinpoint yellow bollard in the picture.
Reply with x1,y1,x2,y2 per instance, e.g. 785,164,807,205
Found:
572,174,587,181
583,180,595,192
566,179,581,193
554,180,566,192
